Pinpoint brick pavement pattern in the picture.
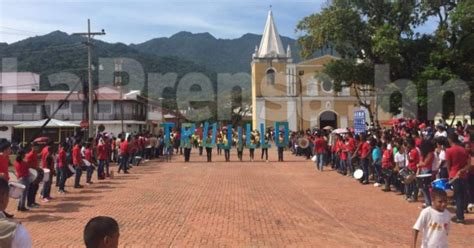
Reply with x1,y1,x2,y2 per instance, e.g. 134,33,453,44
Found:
7,149,474,247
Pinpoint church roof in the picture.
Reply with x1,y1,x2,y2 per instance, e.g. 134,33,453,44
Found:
257,10,286,58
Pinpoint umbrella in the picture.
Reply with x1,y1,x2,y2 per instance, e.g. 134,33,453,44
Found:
323,126,334,130
33,136,49,144
332,128,349,134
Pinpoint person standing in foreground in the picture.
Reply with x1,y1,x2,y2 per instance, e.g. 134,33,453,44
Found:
0,177,32,247
84,216,120,248
413,188,450,248
0,139,14,218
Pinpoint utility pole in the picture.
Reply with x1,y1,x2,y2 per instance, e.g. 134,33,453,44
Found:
114,59,124,134
72,19,105,139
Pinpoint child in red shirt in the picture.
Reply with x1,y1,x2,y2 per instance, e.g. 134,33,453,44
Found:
14,150,30,211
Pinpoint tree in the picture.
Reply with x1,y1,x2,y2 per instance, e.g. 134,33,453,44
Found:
296,0,473,123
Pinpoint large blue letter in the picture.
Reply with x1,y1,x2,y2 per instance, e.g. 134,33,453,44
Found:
202,122,217,147
160,122,175,147
180,123,196,148
221,124,233,149
260,123,271,149
245,124,256,149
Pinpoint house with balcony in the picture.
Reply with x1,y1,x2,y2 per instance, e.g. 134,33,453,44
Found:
0,82,164,141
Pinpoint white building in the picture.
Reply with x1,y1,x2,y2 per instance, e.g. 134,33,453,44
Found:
0,83,164,142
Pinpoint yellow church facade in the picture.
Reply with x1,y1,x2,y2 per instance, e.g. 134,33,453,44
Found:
251,11,388,131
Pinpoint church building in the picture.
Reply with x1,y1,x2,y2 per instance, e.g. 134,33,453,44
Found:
251,10,385,131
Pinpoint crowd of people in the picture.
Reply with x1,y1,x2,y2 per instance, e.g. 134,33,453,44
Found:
0,118,472,247
288,118,473,226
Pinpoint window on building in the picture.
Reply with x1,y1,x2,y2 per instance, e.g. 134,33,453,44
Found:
13,104,36,114
321,79,333,92
59,100,69,110
98,103,112,113
307,80,318,96
41,105,51,116
71,103,83,113
266,69,275,85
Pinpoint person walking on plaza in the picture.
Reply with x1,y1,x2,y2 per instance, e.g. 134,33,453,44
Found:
73,140,84,188
25,142,40,208
205,133,213,163
0,177,32,247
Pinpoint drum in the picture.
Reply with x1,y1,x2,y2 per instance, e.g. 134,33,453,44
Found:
42,168,51,183
8,182,25,199
68,164,76,174
416,174,432,188
8,172,17,182
382,168,393,177
28,168,38,183
34,168,44,184
83,159,92,167
398,168,416,184
353,169,364,180
432,178,451,191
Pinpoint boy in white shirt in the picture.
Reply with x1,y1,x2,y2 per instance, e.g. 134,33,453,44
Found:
413,188,451,248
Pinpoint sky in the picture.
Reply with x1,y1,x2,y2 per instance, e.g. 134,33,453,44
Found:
0,0,329,45
0,0,437,45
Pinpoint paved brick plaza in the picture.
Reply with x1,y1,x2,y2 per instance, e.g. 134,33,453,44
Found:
8,150,474,247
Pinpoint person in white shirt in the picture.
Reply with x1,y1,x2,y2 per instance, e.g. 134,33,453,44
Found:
434,125,447,138
0,177,32,248
413,188,451,248
433,139,447,178
394,144,407,194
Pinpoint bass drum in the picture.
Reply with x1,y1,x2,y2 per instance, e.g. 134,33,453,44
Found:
398,168,415,184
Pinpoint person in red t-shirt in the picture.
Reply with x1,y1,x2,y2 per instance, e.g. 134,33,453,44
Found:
406,139,420,202
72,140,84,188
84,143,95,184
346,133,356,176
0,140,11,182
359,135,372,184
314,134,327,171
118,136,129,174
97,138,107,180
446,133,469,223
40,145,55,202
0,139,15,217
57,142,68,194
25,142,40,208
381,143,394,192
14,150,30,211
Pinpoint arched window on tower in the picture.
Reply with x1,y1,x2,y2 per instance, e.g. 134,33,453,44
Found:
266,68,275,85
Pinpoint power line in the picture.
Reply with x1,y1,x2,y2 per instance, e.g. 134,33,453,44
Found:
72,19,105,139
0,25,42,35
3,43,86,56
